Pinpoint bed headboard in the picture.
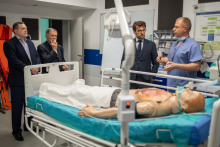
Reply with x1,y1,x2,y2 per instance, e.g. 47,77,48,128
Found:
24,62,79,100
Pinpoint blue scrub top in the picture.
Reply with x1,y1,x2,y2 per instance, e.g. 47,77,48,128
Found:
167,38,202,92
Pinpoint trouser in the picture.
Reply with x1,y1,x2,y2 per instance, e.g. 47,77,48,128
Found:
130,75,151,89
10,86,31,135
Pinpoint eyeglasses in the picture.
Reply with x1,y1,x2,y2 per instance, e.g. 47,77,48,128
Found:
137,29,146,33
50,35,58,37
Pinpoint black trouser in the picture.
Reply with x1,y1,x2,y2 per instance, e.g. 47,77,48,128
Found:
10,86,31,135
130,75,151,89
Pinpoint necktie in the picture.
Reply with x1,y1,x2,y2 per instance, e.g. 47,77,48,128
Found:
138,40,142,57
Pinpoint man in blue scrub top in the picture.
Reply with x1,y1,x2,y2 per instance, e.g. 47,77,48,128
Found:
157,17,202,92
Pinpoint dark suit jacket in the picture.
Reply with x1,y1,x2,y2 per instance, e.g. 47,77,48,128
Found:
3,36,41,86
37,41,66,73
121,38,159,82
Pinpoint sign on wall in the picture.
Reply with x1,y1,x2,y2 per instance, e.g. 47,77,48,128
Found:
195,11,220,42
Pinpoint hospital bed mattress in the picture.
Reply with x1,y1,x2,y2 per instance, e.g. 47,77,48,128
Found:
27,96,219,146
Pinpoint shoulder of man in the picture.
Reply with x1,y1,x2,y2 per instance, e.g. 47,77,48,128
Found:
144,38,153,43
3,37,16,47
144,38,156,47
187,38,200,48
37,41,49,50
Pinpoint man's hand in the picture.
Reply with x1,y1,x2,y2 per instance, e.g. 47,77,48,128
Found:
51,40,57,50
31,68,39,75
151,78,154,83
62,65,68,70
156,56,163,63
163,62,178,71
157,56,169,65
78,103,95,117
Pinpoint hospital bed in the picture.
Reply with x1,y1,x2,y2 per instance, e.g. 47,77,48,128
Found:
24,62,220,147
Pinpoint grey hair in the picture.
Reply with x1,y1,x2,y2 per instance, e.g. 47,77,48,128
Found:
46,28,58,35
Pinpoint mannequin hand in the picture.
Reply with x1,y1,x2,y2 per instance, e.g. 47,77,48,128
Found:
78,103,95,117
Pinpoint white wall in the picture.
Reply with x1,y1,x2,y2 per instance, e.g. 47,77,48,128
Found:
0,3,77,47
62,20,70,61
183,0,220,38
74,0,220,86
72,0,159,50
73,0,220,50
72,0,159,86
1,0,220,86
37,0,97,9
0,3,76,19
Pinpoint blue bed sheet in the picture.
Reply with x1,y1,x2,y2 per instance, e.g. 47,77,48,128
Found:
27,96,219,147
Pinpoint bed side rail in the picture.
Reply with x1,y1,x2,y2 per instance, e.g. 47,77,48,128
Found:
207,99,220,147
101,68,220,98
24,62,79,105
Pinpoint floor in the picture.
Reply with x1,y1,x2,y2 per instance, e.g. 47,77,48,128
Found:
0,108,67,147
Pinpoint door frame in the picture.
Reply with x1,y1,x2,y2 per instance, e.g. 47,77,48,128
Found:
38,16,84,78
70,17,84,79
38,16,72,62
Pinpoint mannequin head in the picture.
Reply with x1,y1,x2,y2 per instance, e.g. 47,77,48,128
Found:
176,88,205,113
134,88,205,114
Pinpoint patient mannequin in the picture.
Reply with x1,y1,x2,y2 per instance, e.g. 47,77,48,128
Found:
38,79,205,119
78,88,205,118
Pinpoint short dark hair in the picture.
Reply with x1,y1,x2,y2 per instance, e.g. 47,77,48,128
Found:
46,28,58,35
132,21,146,31
13,22,25,33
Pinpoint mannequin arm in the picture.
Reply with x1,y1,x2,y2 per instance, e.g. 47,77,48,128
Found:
78,102,155,118
78,103,117,118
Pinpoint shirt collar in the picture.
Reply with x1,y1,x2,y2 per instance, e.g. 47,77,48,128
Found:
15,35,27,42
136,37,144,43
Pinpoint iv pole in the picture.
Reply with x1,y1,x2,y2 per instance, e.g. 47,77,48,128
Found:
114,0,135,146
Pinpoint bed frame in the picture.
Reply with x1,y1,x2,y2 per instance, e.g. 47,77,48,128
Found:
24,62,119,147
24,62,220,147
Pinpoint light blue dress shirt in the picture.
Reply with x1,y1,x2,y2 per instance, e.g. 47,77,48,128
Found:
135,37,144,50
15,36,32,64
167,38,203,92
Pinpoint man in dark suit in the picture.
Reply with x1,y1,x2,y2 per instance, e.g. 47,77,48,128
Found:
121,21,159,89
37,28,68,73
3,22,41,141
